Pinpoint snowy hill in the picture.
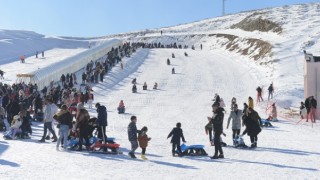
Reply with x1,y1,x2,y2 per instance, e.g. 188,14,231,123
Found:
1,2,320,179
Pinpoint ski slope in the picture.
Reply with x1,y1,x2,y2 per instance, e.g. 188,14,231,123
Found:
1,48,319,179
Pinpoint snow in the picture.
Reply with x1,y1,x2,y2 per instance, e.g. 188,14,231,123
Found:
1,2,320,179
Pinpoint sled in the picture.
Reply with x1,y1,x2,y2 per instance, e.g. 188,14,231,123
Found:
89,136,122,154
67,136,122,154
233,135,248,148
261,119,273,127
117,107,125,114
177,144,208,156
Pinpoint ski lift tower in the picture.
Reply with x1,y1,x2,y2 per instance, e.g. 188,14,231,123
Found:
222,0,227,16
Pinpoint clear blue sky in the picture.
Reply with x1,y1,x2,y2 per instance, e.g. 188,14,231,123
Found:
0,0,318,37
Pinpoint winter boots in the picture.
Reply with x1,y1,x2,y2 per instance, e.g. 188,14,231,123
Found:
251,142,257,148
210,154,224,159
141,154,148,160
128,152,136,158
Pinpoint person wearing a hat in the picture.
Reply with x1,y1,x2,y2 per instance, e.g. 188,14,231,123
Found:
207,102,225,159
54,104,73,151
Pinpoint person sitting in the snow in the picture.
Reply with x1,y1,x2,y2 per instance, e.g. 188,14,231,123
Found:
167,122,186,157
184,52,188,57
143,82,147,90
132,78,137,84
138,126,151,160
117,100,125,114
132,84,137,93
167,58,170,65
153,82,158,90
5,115,22,139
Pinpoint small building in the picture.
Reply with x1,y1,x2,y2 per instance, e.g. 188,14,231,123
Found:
304,51,320,119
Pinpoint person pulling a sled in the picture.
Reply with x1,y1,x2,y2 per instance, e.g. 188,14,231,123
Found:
167,122,186,157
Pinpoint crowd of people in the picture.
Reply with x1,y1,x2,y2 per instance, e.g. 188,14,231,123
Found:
0,41,318,162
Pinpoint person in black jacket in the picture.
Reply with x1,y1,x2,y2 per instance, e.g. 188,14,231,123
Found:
309,96,317,123
95,103,108,143
128,115,140,158
208,102,225,159
242,107,262,148
167,122,186,157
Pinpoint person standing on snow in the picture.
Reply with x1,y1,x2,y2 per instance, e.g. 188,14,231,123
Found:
38,98,58,142
167,122,186,157
248,96,254,109
242,107,262,148
138,126,151,160
75,103,90,151
128,115,140,158
227,104,243,145
309,96,317,123
95,103,108,143
256,86,263,103
208,102,225,159
268,83,274,100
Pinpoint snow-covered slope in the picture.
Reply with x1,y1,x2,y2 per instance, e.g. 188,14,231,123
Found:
1,2,320,179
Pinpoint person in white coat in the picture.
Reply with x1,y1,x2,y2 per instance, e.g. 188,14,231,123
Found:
38,98,58,142
7,115,22,139
227,104,243,145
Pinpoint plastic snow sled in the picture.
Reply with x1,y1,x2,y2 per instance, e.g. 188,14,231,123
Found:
117,107,125,114
177,144,208,156
89,136,122,154
233,135,248,148
261,119,273,127
67,136,122,154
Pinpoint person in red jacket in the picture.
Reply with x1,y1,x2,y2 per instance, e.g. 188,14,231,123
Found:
138,126,151,160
